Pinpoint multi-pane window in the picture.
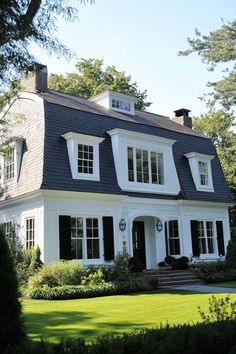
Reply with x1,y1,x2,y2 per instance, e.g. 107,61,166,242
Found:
71,217,100,260
78,144,93,174
127,147,164,185
71,217,83,259
25,218,35,249
112,99,131,112
166,220,180,255
0,221,13,237
4,147,15,181
198,161,209,186
197,220,214,254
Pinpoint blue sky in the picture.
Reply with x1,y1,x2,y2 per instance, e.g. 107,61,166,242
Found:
31,0,236,118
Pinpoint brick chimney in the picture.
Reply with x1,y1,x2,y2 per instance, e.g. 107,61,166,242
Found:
172,108,192,129
21,63,48,93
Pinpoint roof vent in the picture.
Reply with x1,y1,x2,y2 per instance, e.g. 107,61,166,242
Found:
173,108,192,129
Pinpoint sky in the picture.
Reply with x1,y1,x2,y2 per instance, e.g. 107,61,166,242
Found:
31,0,236,118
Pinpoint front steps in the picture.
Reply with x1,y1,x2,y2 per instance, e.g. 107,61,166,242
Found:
142,269,203,289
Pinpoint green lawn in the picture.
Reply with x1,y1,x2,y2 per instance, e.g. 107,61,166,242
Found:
209,281,236,288
22,290,236,344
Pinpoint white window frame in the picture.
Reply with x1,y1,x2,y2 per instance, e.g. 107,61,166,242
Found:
196,220,217,256
70,216,102,261
108,128,180,195
184,152,214,192
0,138,23,186
62,132,104,181
166,219,181,256
25,217,35,249
127,146,164,185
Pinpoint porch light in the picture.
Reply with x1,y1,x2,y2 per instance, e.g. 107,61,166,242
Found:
119,218,126,232
156,218,163,232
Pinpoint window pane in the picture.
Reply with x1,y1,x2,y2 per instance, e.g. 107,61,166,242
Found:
71,239,83,259
87,239,99,259
157,153,164,184
77,144,93,174
25,217,35,249
127,147,134,182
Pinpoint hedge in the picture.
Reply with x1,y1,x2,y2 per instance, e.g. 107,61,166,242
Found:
3,320,236,354
25,278,153,300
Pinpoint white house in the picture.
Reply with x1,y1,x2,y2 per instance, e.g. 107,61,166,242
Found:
0,64,233,269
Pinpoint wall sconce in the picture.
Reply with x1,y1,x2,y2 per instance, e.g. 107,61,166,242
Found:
156,218,163,232
119,218,126,232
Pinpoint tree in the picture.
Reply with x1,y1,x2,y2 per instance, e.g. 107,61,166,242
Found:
179,19,236,110
193,110,236,196
0,0,93,92
0,227,25,351
48,58,152,110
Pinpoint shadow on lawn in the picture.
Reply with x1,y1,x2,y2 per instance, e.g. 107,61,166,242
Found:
24,310,150,342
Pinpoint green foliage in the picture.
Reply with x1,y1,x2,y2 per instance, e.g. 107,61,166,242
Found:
0,1,93,92
226,240,236,268
128,256,143,272
29,245,43,275
198,295,236,323
28,260,83,288
0,227,25,352
114,252,130,270
192,260,236,283
5,321,236,354
179,19,236,110
48,58,152,110
26,276,152,300
81,269,106,286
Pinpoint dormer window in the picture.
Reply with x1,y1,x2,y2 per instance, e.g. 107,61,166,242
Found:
108,128,180,195
0,138,23,186
111,99,131,113
62,132,104,181
90,90,136,115
184,152,214,192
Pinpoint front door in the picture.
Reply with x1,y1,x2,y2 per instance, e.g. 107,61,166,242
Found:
132,221,146,269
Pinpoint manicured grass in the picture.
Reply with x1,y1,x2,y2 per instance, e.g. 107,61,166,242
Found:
208,281,236,288
22,290,236,344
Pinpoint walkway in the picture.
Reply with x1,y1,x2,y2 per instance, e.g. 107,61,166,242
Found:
173,284,236,294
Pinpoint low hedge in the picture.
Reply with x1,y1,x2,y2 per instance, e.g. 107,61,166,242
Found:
25,277,153,300
201,269,236,283
4,320,236,354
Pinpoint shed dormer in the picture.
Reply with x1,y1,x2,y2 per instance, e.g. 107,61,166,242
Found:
89,90,137,115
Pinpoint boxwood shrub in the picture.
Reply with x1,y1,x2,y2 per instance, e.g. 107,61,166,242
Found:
25,276,153,300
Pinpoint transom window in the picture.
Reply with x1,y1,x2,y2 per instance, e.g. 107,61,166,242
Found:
197,220,214,254
166,220,180,255
4,147,15,181
78,144,93,174
71,217,100,260
198,161,209,186
128,147,164,185
112,99,131,112
25,217,35,249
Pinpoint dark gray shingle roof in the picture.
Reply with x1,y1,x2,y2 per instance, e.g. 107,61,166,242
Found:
39,90,207,138
40,92,233,204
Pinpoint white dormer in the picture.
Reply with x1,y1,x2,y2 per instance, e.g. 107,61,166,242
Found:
90,90,137,116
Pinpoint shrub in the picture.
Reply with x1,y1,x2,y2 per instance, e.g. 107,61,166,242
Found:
0,227,25,352
114,252,130,270
226,240,236,268
171,256,189,270
28,260,83,288
26,276,153,300
158,261,166,268
198,295,236,323
201,268,236,283
164,255,175,265
81,269,106,286
128,257,143,272
195,260,227,274
29,245,43,275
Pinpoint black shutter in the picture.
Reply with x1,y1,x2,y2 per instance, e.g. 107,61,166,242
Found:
164,221,169,256
103,216,114,261
59,215,71,260
216,221,225,256
190,220,200,257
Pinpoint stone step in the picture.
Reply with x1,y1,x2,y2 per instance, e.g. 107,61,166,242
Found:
141,269,203,289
